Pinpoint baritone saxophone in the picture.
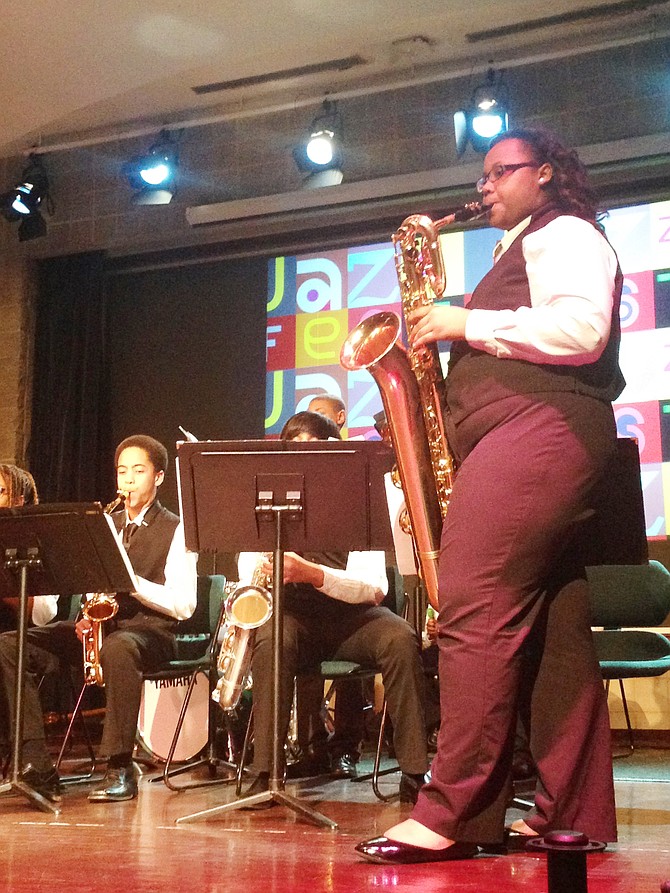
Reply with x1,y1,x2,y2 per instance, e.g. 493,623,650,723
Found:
212,554,273,711
340,202,486,610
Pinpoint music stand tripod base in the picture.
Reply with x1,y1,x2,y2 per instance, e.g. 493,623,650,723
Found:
0,778,61,816
175,782,338,829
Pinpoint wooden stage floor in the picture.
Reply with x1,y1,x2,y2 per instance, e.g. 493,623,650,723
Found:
1,757,669,892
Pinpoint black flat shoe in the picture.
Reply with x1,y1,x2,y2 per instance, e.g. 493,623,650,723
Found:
355,837,478,865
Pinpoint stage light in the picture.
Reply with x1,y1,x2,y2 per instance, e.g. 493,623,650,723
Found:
293,100,344,186
124,131,178,204
0,155,51,241
454,68,509,156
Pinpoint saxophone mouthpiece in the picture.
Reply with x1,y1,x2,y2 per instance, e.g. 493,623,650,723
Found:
451,201,487,222
103,491,127,514
433,202,488,230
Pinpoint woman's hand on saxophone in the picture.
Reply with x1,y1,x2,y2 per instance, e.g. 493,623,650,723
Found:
408,305,470,348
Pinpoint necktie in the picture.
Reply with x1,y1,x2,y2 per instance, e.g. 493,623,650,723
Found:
122,522,139,549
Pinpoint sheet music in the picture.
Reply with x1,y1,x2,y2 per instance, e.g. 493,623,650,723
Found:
383,472,417,575
103,512,139,591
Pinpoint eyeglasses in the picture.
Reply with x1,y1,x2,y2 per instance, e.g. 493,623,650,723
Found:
476,162,538,193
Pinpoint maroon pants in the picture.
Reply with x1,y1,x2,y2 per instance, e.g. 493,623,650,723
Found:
412,391,617,844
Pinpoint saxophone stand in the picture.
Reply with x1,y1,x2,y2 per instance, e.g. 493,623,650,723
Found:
0,503,136,815
0,548,59,815
173,437,393,828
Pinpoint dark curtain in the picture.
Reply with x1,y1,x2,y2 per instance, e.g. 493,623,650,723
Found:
29,250,268,511
28,251,111,502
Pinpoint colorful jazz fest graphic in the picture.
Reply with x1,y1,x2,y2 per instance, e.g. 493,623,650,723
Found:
266,199,670,538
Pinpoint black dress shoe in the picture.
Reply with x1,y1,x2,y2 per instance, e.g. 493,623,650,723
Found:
88,766,138,802
21,765,62,803
355,837,478,864
330,753,357,779
286,753,331,779
398,772,425,804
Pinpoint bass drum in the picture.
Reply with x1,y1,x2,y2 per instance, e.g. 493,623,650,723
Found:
137,672,209,762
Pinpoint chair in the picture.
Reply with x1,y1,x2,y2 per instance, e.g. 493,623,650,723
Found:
234,568,411,802
56,575,228,786
143,574,233,790
587,561,670,754
234,660,392,800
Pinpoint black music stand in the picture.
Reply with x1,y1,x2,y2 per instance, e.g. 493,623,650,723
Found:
174,439,393,828
0,503,135,815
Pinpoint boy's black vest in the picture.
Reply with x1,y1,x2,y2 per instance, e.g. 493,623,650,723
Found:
445,204,625,425
284,552,372,622
112,500,179,621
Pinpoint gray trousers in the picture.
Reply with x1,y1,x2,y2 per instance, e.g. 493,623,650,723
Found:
0,615,175,763
251,604,428,776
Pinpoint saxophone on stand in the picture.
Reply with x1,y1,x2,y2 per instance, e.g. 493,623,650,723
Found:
80,492,126,687
340,202,486,610
212,554,273,711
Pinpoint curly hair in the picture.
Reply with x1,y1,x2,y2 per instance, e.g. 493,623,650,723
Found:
490,128,602,229
114,435,169,474
280,411,342,442
0,464,39,506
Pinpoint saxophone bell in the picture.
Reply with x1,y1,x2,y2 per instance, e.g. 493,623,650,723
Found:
212,556,273,711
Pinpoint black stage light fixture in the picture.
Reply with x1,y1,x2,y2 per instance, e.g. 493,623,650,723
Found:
454,67,509,156
0,155,51,241
124,131,179,205
293,99,344,187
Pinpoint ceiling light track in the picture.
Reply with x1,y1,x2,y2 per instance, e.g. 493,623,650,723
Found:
192,55,366,95
24,26,669,157
467,0,669,42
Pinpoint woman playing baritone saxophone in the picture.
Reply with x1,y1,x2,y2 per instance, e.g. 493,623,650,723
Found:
356,127,623,864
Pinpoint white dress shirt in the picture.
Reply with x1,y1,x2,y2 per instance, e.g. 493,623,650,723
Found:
237,551,388,606
117,505,197,621
465,215,618,366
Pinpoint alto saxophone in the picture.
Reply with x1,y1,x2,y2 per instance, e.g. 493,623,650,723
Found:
212,554,273,711
81,492,126,686
340,202,485,609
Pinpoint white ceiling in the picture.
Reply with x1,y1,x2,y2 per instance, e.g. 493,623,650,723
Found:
1,0,669,157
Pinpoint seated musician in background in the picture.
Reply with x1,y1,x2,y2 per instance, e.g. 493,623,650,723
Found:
0,465,58,766
0,435,197,804
242,411,428,804
0,464,58,632
302,394,372,779
307,393,346,431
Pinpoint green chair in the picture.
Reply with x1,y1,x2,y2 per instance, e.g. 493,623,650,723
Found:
587,561,670,754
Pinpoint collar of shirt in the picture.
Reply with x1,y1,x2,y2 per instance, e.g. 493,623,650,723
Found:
493,215,532,262
124,501,152,532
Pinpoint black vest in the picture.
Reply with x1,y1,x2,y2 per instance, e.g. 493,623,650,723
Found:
445,205,625,424
112,500,179,620
285,551,372,622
